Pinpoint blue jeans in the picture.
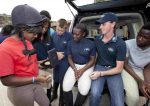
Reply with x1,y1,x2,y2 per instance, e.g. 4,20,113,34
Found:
90,65,124,106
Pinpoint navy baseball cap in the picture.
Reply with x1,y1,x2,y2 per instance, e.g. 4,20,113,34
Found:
95,12,118,24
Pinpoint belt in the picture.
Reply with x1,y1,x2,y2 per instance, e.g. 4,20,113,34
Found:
102,65,113,68
75,62,86,65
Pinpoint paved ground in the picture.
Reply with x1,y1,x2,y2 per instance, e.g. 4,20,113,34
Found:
0,81,147,106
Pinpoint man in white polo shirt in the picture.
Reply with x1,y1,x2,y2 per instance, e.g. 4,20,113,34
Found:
122,22,150,106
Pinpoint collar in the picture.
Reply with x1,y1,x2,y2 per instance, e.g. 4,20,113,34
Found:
99,34,117,43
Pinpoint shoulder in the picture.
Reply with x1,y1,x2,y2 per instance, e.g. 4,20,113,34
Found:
50,28,55,33
51,32,57,38
0,37,13,47
85,38,95,45
125,39,135,45
64,31,71,35
94,35,101,42
0,37,14,54
125,39,136,49
116,37,126,45
65,31,72,37
68,40,73,44
65,32,73,40
116,36,125,42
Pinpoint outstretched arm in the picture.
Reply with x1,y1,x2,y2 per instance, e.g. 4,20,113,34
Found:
1,75,51,87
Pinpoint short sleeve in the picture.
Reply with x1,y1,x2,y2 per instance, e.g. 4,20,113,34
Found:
67,41,72,55
90,42,96,56
116,40,127,61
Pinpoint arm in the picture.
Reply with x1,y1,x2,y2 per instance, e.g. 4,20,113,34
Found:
144,63,150,83
79,56,95,72
124,57,150,98
90,61,124,80
1,75,51,87
68,55,79,79
143,63,150,98
124,57,143,83
68,55,76,71
101,61,124,76
68,55,95,79
76,56,95,79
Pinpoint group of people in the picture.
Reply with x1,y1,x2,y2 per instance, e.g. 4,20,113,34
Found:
0,4,150,106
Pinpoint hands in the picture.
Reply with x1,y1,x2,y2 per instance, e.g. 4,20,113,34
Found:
138,80,150,99
74,69,84,80
90,71,101,80
57,52,65,60
36,74,52,83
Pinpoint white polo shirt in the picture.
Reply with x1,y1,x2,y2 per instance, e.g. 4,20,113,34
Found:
126,39,150,71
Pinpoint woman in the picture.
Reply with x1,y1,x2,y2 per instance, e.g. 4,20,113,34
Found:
63,23,96,106
0,5,50,106
32,15,53,102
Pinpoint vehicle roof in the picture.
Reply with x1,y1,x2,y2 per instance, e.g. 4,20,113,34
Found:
66,0,149,13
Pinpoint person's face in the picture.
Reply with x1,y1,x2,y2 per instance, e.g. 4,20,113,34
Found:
99,21,115,35
23,32,38,41
73,28,84,42
42,22,49,34
24,26,42,41
56,25,66,36
136,29,150,48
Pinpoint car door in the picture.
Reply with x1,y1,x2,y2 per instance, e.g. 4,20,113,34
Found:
65,0,150,39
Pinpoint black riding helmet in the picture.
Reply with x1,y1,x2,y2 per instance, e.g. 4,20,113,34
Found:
11,4,42,56
12,4,42,27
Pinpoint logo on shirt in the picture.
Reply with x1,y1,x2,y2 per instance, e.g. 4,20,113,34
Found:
108,47,114,53
80,48,90,56
46,43,50,46
62,41,67,44
84,48,90,51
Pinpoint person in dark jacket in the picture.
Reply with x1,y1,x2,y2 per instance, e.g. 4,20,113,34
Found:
0,24,14,43
51,18,72,106
32,15,53,103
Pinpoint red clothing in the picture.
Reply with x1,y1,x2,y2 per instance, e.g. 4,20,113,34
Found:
0,37,39,77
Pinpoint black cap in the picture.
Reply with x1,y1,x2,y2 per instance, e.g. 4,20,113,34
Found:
96,12,118,24
11,4,42,27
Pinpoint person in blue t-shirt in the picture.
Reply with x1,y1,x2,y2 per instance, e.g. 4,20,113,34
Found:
90,12,126,106
63,23,96,106
51,18,72,106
